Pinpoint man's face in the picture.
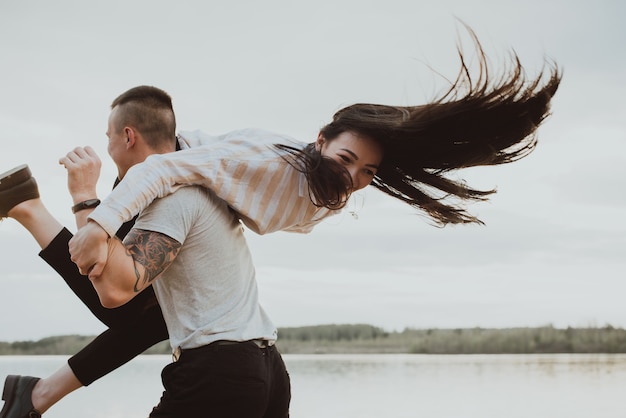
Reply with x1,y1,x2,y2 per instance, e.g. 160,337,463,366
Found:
106,106,131,177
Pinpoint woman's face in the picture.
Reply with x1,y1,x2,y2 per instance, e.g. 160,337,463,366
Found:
317,131,384,192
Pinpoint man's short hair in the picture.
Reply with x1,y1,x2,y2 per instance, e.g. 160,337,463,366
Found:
111,85,176,149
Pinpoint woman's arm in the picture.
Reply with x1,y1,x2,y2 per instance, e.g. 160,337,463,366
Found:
88,146,220,238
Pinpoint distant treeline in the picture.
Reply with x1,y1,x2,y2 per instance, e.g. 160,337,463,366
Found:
2,324,626,355
277,324,626,354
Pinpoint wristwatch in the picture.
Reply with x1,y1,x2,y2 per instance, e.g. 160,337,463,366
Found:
72,199,101,214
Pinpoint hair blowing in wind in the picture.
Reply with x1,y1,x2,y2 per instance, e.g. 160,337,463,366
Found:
308,27,561,226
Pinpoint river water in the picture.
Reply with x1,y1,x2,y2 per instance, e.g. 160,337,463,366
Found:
1,353,624,417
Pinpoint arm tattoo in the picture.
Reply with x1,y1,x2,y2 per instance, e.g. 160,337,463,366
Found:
124,229,182,293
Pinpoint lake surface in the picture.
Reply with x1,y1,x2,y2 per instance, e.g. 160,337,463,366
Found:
1,354,625,417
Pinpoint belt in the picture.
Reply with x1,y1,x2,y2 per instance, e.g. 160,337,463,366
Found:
172,339,274,362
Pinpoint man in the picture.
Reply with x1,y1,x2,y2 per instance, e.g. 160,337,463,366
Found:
80,85,289,416
1,86,290,417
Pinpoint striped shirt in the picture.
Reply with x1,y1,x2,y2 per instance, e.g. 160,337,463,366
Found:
88,128,339,237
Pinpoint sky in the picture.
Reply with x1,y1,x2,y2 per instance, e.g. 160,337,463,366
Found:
0,0,624,342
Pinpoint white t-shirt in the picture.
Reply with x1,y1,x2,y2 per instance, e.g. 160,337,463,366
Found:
133,185,277,350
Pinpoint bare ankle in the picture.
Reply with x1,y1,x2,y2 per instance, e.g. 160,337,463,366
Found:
30,378,49,413
6,198,41,221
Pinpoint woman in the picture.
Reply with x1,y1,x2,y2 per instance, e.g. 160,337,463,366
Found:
0,31,560,417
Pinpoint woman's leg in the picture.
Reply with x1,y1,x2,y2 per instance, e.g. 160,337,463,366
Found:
26,364,82,415
5,198,169,414
6,198,63,251
39,226,168,386
29,303,168,414
9,198,157,327
68,301,168,386
40,226,162,327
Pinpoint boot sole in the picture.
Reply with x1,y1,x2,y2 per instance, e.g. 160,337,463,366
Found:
0,165,31,191
0,178,40,218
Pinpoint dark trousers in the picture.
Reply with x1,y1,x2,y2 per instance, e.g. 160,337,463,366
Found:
39,227,168,385
150,341,291,418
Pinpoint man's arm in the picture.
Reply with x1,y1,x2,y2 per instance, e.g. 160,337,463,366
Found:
59,146,109,277
68,220,110,278
91,228,181,308
68,145,218,276
58,145,102,229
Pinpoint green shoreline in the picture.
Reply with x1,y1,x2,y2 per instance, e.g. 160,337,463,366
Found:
3,324,626,355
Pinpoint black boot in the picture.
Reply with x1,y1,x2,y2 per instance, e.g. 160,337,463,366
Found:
0,165,40,218
0,375,42,418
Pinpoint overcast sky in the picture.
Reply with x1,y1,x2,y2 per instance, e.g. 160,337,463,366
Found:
0,0,624,341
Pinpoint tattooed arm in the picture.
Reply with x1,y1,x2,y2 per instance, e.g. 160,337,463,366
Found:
89,228,182,308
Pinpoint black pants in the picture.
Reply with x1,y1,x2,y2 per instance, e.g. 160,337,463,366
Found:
39,227,169,385
150,341,290,418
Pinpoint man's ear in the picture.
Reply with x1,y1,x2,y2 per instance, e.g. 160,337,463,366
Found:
124,127,136,148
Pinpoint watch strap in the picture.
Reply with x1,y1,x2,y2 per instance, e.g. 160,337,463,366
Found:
72,199,101,214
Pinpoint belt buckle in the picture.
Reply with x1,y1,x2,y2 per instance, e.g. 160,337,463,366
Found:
172,346,182,362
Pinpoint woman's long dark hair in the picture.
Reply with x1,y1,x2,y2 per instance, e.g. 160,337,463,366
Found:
278,29,562,225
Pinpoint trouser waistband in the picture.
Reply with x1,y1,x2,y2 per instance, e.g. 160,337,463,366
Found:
172,339,274,362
